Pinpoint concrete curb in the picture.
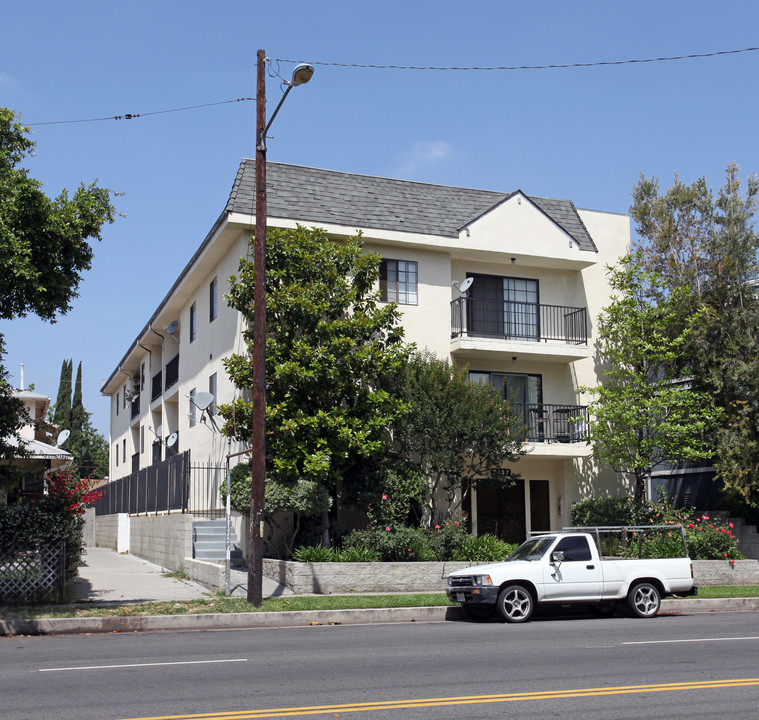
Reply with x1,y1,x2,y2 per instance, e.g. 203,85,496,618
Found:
2,598,759,636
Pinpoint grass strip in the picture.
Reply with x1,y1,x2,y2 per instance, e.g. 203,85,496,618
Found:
692,585,759,598
0,592,454,619
2,585,758,620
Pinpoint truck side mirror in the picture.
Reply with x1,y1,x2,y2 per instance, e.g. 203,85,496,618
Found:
551,550,565,564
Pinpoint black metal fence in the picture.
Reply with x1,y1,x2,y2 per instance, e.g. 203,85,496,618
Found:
451,297,588,345
0,540,66,604
190,463,227,518
514,403,590,443
95,451,190,515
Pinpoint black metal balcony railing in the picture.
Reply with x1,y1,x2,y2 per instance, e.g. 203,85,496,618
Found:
164,354,179,391
513,403,589,443
451,297,588,345
151,371,162,402
130,395,140,419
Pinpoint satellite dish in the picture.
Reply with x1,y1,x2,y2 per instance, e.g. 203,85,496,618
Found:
166,432,178,448
56,429,70,447
167,320,179,335
156,424,163,438
459,277,474,293
193,391,214,411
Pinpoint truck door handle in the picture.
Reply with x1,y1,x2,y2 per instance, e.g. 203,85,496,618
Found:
586,564,595,569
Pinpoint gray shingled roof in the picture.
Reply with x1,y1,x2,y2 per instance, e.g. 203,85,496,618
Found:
226,160,598,253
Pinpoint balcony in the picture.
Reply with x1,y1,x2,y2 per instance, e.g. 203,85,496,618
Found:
164,354,179,392
451,297,590,363
130,395,140,420
151,371,162,402
514,402,592,458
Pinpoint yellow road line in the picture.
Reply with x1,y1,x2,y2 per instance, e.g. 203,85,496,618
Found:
119,678,759,720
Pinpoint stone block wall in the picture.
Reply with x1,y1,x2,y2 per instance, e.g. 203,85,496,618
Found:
128,514,194,572
94,514,119,550
262,558,759,594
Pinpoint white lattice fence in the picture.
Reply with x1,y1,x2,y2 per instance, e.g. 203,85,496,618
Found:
0,541,66,604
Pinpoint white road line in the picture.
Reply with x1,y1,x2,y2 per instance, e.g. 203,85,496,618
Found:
39,658,248,672
622,636,759,646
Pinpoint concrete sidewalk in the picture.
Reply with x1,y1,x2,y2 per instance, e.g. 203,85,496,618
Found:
72,546,289,604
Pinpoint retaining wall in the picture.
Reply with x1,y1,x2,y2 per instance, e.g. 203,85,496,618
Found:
128,514,194,571
262,558,759,594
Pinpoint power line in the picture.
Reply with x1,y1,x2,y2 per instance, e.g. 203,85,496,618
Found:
273,46,759,71
26,46,759,127
28,97,254,127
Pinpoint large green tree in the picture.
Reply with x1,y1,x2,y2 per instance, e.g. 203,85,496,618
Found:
392,352,525,524
0,108,117,322
584,253,720,501
0,108,116,467
219,226,413,537
631,164,759,505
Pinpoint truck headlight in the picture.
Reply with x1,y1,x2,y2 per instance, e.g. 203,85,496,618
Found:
473,575,492,586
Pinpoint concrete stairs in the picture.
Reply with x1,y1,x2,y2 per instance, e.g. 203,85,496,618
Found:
192,519,243,564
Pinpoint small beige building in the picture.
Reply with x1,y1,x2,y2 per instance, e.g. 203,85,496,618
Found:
102,161,630,544
2,390,73,502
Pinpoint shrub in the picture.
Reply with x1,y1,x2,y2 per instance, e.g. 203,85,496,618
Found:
345,525,435,562
291,545,338,562
684,515,745,560
0,472,102,594
337,546,381,562
450,534,516,562
570,496,745,560
426,516,471,560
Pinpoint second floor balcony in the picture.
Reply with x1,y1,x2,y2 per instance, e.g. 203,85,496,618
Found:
451,297,590,362
514,403,589,444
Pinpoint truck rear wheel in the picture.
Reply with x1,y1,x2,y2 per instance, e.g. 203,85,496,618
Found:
497,585,534,623
627,582,661,618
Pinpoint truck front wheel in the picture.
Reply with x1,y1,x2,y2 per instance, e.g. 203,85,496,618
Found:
627,582,661,618
497,585,534,623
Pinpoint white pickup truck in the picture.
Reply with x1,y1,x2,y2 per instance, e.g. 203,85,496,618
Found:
446,525,696,622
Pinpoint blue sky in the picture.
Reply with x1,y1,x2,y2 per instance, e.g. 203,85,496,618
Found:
3,0,759,438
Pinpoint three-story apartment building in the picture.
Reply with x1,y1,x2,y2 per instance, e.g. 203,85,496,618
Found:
102,161,630,543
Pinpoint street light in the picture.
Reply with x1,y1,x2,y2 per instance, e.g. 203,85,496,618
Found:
249,50,314,606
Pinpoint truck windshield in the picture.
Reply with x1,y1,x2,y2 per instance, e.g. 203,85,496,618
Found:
508,536,555,561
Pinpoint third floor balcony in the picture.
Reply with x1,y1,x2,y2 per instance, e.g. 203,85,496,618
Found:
451,297,590,363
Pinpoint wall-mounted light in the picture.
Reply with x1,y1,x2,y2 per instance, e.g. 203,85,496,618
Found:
557,496,563,515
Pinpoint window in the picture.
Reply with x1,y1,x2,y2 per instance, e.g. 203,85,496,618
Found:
122,439,126,463
189,388,197,427
208,373,217,415
469,371,542,407
380,259,418,305
190,302,197,342
116,392,119,416
209,277,218,322
141,362,145,391
554,536,592,562
123,385,128,409
115,443,119,467
468,273,539,340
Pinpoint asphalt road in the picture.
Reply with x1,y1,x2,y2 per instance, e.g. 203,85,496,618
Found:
3,610,759,720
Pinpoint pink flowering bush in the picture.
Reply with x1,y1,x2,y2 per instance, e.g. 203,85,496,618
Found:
571,495,745,560
0,471,103,593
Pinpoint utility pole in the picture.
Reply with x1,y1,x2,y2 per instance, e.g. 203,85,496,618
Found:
248,48,267,606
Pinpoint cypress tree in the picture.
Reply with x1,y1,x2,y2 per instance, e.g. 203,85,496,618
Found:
52,359,72,431
68,361,85,454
